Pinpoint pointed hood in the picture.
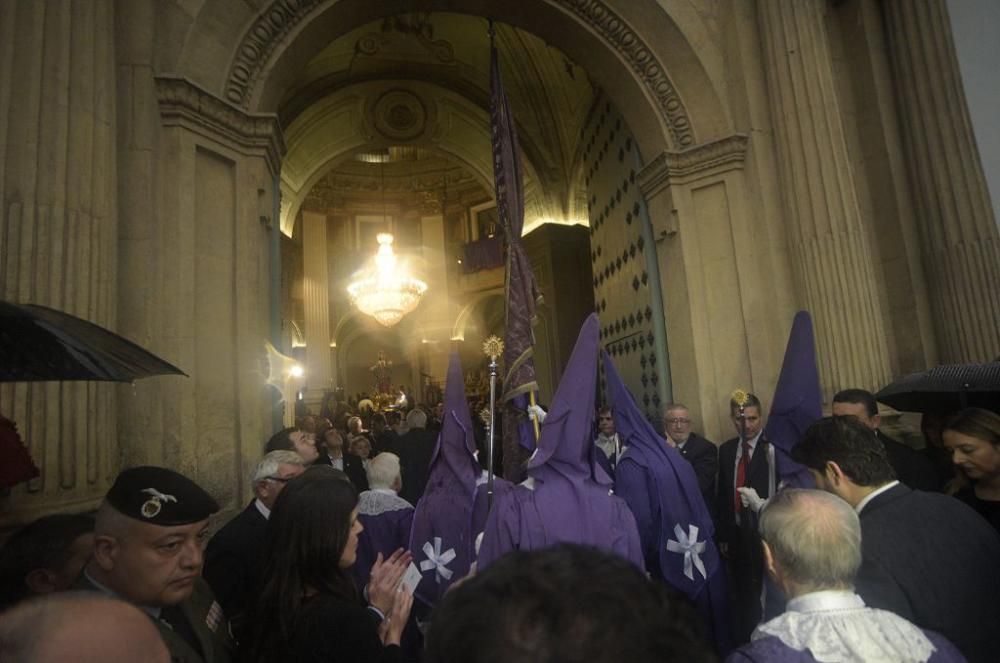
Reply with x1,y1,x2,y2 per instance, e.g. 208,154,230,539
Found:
604,352,728,651
527,313,600,480
765,310,821,488
409,351,480,606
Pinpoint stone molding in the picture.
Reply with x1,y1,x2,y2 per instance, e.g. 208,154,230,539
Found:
638,133,749,198
222,0,694,147
551,0,694,147
156,75,287,175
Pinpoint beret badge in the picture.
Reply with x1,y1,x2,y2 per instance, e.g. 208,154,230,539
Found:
140,487,178,519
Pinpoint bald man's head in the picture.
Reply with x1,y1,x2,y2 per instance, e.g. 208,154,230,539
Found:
758,489,861,595
0,592,170,662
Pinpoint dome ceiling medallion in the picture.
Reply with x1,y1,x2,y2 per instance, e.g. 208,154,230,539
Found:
372,89,428,142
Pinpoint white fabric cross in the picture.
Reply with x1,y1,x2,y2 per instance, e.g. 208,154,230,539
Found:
419,536,457,584
666,523,707,581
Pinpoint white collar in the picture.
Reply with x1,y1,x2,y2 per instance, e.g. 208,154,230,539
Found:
855,481,900,514
372,487,398,496
254,498,271,520
755,587,936,662
786,589,864,613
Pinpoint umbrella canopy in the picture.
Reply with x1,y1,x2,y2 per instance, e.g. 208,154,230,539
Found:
875,362,1000,414
0,300,186,382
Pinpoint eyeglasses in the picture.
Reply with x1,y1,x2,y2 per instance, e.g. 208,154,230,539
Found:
665,418,691,425
264,476,293,484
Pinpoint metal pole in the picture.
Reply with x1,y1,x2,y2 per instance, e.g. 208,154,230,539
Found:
487,353,498,510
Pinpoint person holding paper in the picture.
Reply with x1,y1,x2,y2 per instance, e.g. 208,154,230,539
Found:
242,466,413,663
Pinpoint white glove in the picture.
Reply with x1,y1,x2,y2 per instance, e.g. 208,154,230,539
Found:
737,487,768,513
527,404,547,423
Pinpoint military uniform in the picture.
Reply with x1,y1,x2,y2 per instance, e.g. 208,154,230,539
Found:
76,573,233,663
78,466,235,663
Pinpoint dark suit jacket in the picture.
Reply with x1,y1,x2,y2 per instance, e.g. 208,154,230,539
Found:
396,427,438,505
677,433,718,515
878,431,940,492
716,436,771,548
203,500,266,631
856,483,1000,663
318,452,370,492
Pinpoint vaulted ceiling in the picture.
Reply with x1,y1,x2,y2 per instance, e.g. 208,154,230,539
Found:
278,12,597,235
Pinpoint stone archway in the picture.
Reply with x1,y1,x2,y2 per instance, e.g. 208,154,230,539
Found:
173,0,729,152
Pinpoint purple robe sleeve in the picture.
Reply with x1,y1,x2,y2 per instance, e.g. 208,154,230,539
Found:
926,631,968,662
615,460,657,569
612,495,646,573
476,487,521,571
724,637,818,662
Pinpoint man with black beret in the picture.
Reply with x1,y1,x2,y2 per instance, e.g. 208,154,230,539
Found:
77,466,233,663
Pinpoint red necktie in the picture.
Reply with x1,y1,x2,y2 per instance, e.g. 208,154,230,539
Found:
734,440,751,512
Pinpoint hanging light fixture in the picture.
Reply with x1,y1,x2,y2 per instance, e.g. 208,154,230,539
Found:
347,233,427,326
346,157,427,327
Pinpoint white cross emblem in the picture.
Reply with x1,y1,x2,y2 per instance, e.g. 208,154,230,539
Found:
419,536,457,584
665,523,707,581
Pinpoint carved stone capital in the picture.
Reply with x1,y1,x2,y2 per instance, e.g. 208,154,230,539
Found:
638,133,749,197
155,75,286,176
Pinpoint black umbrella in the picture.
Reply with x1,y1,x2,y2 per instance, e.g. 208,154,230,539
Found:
875,362,1000,414
0,300,186,382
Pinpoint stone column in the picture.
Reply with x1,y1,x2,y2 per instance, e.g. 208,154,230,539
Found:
882,0,1000,363
0,1,118,524
302,210,332,408
757,0,892,398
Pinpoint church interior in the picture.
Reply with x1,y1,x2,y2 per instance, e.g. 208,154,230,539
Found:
1,0,998,528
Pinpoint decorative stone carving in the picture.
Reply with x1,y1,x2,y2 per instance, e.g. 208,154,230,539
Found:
224,0,324,105
372,89,428,141
222,0,694,148
156,76,286,176
550,0,694,147
356,14,456,63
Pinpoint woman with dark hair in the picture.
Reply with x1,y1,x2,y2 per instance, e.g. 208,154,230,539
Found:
243,467,412,662
943,407,1000,534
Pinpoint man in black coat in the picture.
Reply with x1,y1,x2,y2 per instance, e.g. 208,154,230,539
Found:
203,450,306,636
716,392,772,645
662,403,717,514
832,388,940,491
395,408,438,505
794,416,1000,663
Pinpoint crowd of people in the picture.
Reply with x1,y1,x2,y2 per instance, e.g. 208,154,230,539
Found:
1,357,999,662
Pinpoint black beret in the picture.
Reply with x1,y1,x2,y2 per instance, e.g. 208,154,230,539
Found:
106,466,219,526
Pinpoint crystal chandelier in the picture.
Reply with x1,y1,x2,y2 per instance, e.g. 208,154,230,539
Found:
347,233,427,327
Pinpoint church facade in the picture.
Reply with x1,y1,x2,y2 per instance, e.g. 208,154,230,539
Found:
1,0,997,526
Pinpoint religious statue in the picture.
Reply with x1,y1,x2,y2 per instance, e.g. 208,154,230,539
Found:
370,351,393,395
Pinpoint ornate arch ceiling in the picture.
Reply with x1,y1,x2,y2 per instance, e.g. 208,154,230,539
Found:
278,13,596,236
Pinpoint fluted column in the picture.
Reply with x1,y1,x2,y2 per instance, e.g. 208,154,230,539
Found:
0,1,118,521
882,0,1000,363
302,210,332,406
757,0,892,399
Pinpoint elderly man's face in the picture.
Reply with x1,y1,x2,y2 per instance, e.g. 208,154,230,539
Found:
98,519,210,607
663,408,692,444
256,462,306,510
